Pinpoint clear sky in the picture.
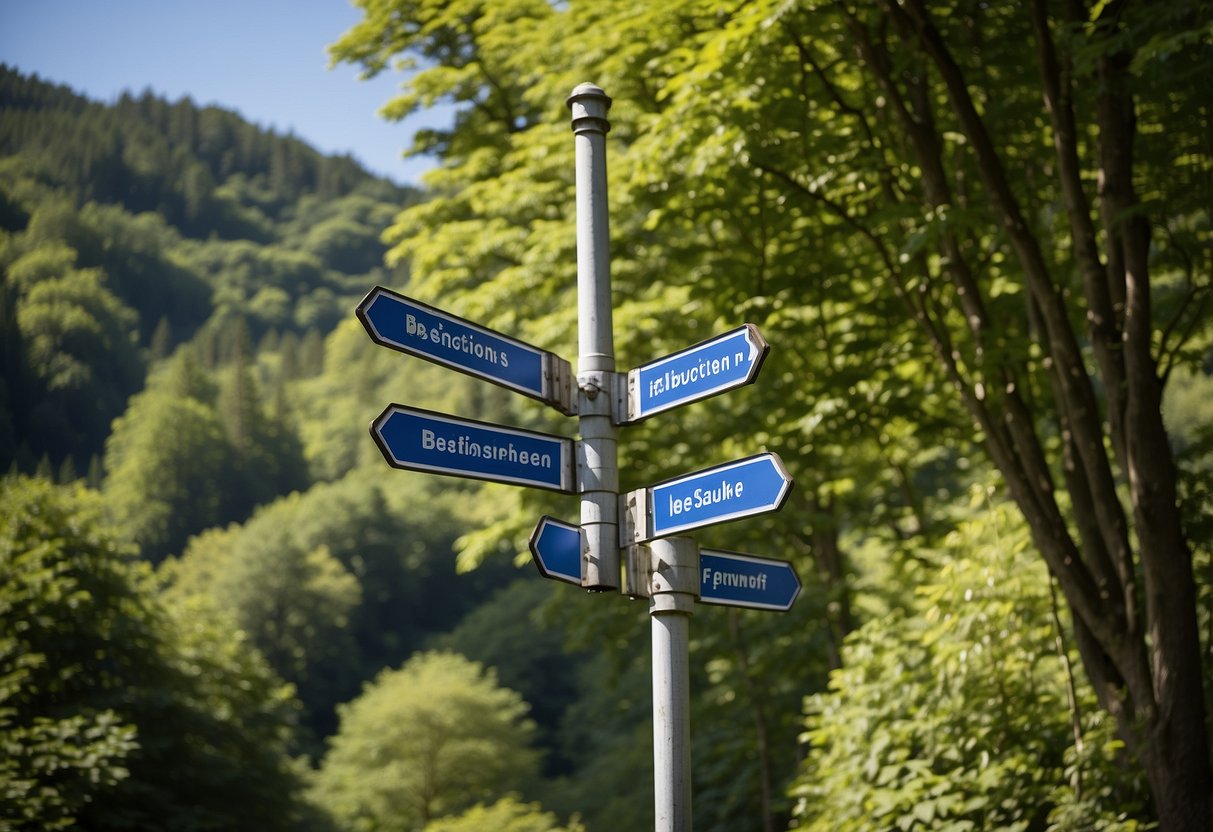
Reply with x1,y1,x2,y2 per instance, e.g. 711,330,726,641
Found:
0,0,448,185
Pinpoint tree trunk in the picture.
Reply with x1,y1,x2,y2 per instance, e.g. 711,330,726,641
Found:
873,2,1213,826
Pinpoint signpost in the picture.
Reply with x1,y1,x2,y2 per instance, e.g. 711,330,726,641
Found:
529,516,584,585
626,324,768,422
357,285,575,414
370,404,574,492
359,84,802,832
624,452,793,543
698,549,801,611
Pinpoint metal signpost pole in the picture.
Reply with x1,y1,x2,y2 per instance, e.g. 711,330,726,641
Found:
567,83,620,592
649,537,697,832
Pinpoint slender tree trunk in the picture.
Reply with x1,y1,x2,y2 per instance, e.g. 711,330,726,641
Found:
865,2,1213,826
797,491,852,672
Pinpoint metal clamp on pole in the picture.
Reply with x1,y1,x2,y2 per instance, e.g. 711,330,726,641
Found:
567,83,620,591
649,537,697,832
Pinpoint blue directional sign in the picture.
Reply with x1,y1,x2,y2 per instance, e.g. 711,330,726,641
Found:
357,286,575,414
625,452,793,543
529,516,583,585
371,404,575,492
699,549,801,611
626,324,769,422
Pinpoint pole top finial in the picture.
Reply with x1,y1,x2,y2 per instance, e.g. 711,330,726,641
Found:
567,83,611,135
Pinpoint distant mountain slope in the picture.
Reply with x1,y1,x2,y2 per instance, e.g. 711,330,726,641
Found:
0,65,417,475
0,64,412,239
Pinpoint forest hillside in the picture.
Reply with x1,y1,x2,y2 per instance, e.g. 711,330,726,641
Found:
3,0,1212,827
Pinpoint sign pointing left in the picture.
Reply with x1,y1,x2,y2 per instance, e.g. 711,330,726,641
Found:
371,404,575,492
529,516,584,585
357,285,575,414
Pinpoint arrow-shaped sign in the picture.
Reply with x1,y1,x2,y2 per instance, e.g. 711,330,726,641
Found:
529,516,583,585
371,404,575,492
622,452,793,544
698,549,801,611
357,285,575,414
625,324,768,423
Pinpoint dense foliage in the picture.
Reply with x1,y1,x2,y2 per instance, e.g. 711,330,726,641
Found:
0,477,324,831
329,0,1212,828
2,0,1211,826
793,489,1151,831
0,63,413,480
312,651,541,831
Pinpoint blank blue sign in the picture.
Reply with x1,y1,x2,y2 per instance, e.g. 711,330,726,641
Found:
530,516,583,585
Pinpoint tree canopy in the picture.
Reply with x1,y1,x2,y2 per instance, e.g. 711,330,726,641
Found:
312,651,541,832
331,0,1213,827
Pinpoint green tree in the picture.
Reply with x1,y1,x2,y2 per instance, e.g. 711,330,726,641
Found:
0,475,323,831
102,350,234,561
162,472,506,746
103,341,308,563
149,315,173,361
165,516,363,751
334,1,1213,825
71,203,213,343
0,478,140,829
216,315,310,509
312,651,541,832
433,579,584,773
283,192,397,275
641,5,1213,825
792,490,1151,831
13,255,144,464
536,610,655,832
421,797,582,832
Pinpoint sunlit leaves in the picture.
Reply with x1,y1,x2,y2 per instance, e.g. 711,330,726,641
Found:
330,1,1211,827
422,797,584,832
792,491,1151,831
0,478,140,830
312,651,540,832
102,365,233,561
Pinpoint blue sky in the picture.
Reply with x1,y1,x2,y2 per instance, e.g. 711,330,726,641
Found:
0,0,448,185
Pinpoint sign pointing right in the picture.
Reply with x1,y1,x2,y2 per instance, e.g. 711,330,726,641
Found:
624,452,793,544
625,324,768,423
699,550,801,611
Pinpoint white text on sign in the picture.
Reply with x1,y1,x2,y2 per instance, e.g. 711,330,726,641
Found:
406,314,511,368
701,566,769,592
647,352,745,398
667,478,745,516
420,428,554,470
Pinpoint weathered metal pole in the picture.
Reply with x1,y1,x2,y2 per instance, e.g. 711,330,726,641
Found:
567,83,620,591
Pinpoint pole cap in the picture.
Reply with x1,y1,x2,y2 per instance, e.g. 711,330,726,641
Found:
567,83,611,135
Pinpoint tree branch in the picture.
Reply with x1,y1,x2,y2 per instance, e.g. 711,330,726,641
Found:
1030,0,1130,469
892,0,1135,628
